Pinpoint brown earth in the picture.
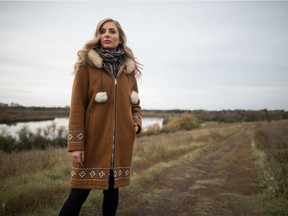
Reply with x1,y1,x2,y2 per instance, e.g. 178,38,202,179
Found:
117,125,267,216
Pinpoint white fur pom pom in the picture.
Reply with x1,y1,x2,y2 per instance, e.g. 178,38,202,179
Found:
131,91,139,104
95,92,108,103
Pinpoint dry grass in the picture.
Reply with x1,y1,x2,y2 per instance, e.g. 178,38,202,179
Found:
0,122,236,216
1,121,287,215
0,147,70,178
253,120,288,199
0,148,71,215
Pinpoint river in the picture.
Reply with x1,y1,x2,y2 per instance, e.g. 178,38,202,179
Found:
0,117,163,137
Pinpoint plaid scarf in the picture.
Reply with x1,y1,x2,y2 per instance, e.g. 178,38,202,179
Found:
94,46,126,78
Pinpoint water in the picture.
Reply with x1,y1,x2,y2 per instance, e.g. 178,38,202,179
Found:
0,117,163,137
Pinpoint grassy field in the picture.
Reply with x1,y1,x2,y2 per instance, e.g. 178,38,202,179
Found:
1,120,288,215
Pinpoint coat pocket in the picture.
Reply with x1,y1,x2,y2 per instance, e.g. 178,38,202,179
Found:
85,114,92,140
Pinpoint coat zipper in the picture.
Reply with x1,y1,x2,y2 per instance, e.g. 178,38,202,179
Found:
111,78,118,170
109,65,124,172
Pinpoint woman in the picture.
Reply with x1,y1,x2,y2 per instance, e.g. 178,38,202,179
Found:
59,18,142,216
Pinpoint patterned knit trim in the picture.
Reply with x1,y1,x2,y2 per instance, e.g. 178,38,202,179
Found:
68,131,84,144
132,113,141,119
70,167,131,182
113,167,131,180
71,167,109,182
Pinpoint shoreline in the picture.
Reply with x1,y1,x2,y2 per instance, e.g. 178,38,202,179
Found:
1,106,288,124
0,107,69,124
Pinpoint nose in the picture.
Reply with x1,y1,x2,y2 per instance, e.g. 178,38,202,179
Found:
104,31,110,38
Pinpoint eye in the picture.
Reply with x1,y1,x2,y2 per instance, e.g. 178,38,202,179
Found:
99,29,106,34
110,29,116,34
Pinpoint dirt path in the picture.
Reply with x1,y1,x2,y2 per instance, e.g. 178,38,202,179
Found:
118,125,265,216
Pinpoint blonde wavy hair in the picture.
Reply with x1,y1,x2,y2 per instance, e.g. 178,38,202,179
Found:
74,18,142,76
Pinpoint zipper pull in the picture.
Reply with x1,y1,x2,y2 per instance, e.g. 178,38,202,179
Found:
115,79,117,85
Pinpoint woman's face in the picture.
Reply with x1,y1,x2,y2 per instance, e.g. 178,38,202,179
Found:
99,21,121,50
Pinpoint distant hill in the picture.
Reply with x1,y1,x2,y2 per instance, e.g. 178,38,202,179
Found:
0,107,69,124
143,109,288,122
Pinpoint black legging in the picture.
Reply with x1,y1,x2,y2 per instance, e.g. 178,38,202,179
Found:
59,170,119,216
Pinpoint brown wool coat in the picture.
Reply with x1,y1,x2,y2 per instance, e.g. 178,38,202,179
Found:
67,49,142,190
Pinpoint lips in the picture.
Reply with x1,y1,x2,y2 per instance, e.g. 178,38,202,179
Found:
103,40,111,44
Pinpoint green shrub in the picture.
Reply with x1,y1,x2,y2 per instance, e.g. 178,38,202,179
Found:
142,123,161,136
0,124,68,153
0,135,16,153
162,114,201,133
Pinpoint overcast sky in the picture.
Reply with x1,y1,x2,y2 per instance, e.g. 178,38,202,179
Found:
0,1,287,110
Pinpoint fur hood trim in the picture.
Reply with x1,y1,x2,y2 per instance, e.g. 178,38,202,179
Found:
88,49,103,69
88,49,135,74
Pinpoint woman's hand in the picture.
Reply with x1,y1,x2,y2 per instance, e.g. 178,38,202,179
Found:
71,151,84,165
135,125,139,133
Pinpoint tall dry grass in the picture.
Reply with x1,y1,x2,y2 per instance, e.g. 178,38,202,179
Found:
0,121,260,215
0,121,239,216
0,147,70,178
253,120,288,199
0,148,71,215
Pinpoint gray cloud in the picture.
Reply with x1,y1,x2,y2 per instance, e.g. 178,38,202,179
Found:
0,1,287,110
